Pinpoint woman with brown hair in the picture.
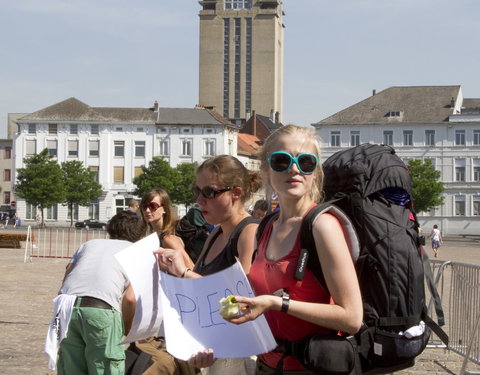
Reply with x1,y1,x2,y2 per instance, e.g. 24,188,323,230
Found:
136,188,195,375
157,155,262,375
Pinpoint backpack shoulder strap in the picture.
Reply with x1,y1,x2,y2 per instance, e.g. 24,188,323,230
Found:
296,202,360,290
252,210,280,262
228,216,260,258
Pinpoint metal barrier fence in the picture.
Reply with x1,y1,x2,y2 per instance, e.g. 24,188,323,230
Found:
427,259,480,375
27,227,108,259
21,231,480,374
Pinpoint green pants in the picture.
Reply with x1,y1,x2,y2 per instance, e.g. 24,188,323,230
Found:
57,303,125,375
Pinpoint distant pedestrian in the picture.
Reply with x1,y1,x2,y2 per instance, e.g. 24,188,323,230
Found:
251,199,269,219
127,198,140,212
428,224,443,257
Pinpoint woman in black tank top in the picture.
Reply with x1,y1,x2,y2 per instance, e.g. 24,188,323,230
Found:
157,155,262,372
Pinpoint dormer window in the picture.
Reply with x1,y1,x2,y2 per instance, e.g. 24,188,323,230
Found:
387,111,401,117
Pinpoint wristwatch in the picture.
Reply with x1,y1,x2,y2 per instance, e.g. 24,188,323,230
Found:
281,291,290,313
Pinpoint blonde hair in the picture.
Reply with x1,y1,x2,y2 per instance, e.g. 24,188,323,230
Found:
140,188,176,235
258,125,324,203
197,155,262,203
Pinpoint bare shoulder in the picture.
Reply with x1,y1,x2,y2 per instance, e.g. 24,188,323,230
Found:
162,234,184,250
313,212,343,235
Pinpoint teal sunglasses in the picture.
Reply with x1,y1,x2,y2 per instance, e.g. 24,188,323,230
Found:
268,151,319,175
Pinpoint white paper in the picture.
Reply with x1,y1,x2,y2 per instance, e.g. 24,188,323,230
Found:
115,233,163,343
160,261,277,360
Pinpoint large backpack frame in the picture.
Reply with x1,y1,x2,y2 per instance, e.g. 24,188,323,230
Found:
257,144,447,374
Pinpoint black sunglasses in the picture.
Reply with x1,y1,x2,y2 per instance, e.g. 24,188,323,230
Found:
268,151,319,175
192,185,233,199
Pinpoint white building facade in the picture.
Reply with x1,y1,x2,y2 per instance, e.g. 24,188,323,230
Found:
314,85,480,236
13,98,239,225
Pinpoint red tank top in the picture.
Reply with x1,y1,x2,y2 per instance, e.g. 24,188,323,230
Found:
249,211,334,370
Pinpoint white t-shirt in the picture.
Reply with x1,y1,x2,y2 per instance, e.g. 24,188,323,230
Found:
59,239,132,312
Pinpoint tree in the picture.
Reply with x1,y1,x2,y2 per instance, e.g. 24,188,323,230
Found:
133,157,180,199
408,159,444,213
15,149,66,226
61,160,103,227
172,162,198,207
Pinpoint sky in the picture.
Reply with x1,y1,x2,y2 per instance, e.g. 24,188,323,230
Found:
1,0,479,139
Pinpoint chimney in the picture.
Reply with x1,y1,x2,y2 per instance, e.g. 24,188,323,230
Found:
153,100,159,112
270,109,274,121
252,110,257,137
450,97,455,108
372,89,376,96
275,111,280,124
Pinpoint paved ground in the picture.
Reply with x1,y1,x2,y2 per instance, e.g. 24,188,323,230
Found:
0,236,478,375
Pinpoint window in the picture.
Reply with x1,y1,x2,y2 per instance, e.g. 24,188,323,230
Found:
3,191,10,204
474,130,480,145
474,197,480,216
455,130,465,145
46,205,58,220
387,111,401,117
28,124,36,134
89,140,99,157
181,139,192,156
26,139,36,156
89,199,100,220
115,197,127,214
89,166,99,182
245,17,252,116
456,167,465,182
234,17,241,119
223,18,230,118
4,169,11,182
204,139,215,156
425,130,435,146
47,140,57,156
70,124,78,135
225,0,252,10
48,124,57,135
4,147,11,159
68,140,78,157
403,130,413,146
136,127,144,133
135,141,145,157
330,131,340,147
383,131,393,146
350,131,360,147
91,124,99,135
134,167,143,178
159,139,169,156
474,167,480,182
114,141,125,157
455,159,466,182
114,166,124,184
116,127,123,132
455,196,465,216
68,204,79,221
26,203,37,220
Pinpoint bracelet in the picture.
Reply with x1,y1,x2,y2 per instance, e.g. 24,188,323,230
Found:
181,268,191,278
281,291,290,313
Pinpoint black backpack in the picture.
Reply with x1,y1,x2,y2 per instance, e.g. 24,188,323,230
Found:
257,144,447,375
176,215,209,263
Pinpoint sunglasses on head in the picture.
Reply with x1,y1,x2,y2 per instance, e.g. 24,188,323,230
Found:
192,185,233,199
141,202,162,212
268,151,319,175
